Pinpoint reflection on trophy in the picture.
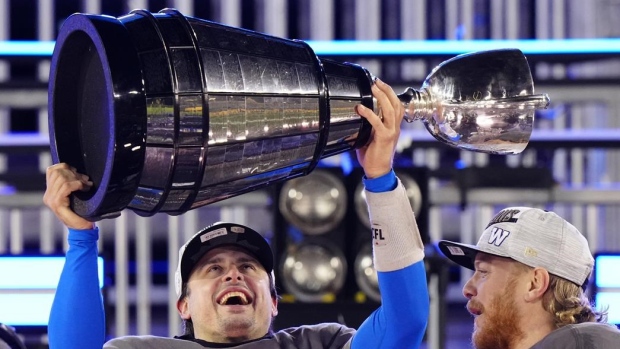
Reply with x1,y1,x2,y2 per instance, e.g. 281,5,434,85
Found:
48,8,550,220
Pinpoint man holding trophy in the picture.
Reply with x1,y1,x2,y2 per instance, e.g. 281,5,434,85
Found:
44,79,430,349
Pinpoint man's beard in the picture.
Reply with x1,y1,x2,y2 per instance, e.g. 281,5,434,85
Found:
470,280,526,349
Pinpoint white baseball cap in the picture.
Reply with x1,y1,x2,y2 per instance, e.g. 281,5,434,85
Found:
438,207,594,288
175,222,274,299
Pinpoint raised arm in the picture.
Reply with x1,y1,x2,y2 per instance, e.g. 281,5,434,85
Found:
44,164,106,349
350,79,429,349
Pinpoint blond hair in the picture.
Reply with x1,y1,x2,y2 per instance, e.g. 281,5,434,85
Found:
511,261,607,327
542,274,607,328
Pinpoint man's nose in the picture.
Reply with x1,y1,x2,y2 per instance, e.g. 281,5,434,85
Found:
224,265,243,282
462,277,476,300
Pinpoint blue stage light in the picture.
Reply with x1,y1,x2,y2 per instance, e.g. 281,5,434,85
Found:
0,256,104,327
4,39,620,57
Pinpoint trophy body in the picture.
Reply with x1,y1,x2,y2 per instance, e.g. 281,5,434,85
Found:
49,9,373,219
48,9,548,220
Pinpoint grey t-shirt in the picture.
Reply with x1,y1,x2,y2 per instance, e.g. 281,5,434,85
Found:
530,322,620,349
104,323,355,349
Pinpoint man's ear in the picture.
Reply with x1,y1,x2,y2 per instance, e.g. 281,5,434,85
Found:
177,297,191,320
271,296,279,317
524,267,550,302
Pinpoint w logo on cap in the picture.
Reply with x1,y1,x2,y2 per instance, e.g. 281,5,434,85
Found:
488,227,510,246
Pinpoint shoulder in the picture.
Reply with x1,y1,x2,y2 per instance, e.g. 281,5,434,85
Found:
104,335,204,349
533,323,620,349
276,323,356,337
274,323,356,346
564,322,620,338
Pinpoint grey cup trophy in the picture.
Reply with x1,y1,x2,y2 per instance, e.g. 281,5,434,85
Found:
48,8,549,220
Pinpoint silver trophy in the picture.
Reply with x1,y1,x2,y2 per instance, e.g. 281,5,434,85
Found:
48,9,549,220
398,49,549,154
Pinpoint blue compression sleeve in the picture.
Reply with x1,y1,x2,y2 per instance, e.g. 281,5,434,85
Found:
363,170,397,193
352,261,429,349
48,228,105,349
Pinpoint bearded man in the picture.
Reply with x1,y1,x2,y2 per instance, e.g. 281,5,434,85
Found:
439,207,620,349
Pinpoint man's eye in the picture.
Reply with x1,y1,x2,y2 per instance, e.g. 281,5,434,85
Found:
242,264,256,270
207,265,221,272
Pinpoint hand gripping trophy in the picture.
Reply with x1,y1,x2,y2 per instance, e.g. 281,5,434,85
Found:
48,8,550,220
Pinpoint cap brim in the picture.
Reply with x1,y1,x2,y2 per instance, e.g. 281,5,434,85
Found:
180,223,274,283
437,240,483,270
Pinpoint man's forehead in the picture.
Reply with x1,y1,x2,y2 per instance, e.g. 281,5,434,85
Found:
474,252,512,265
200,245,261,264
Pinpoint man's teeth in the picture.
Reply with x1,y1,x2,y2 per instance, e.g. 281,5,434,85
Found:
219,291,249,305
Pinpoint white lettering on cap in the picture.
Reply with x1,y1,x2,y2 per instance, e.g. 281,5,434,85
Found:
230,226,245,233
447,246,465,256
487,227,510,246
200,227,228,243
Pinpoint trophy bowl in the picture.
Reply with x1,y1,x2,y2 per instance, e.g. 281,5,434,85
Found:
398,48,549,154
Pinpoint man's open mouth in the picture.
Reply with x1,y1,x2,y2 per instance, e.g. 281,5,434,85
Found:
218,291,252,305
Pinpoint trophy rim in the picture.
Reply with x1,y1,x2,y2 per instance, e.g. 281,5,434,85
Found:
48,13,147,220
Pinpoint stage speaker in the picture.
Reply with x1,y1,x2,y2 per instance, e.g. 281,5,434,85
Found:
273,167,354,303
273,165,429,304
